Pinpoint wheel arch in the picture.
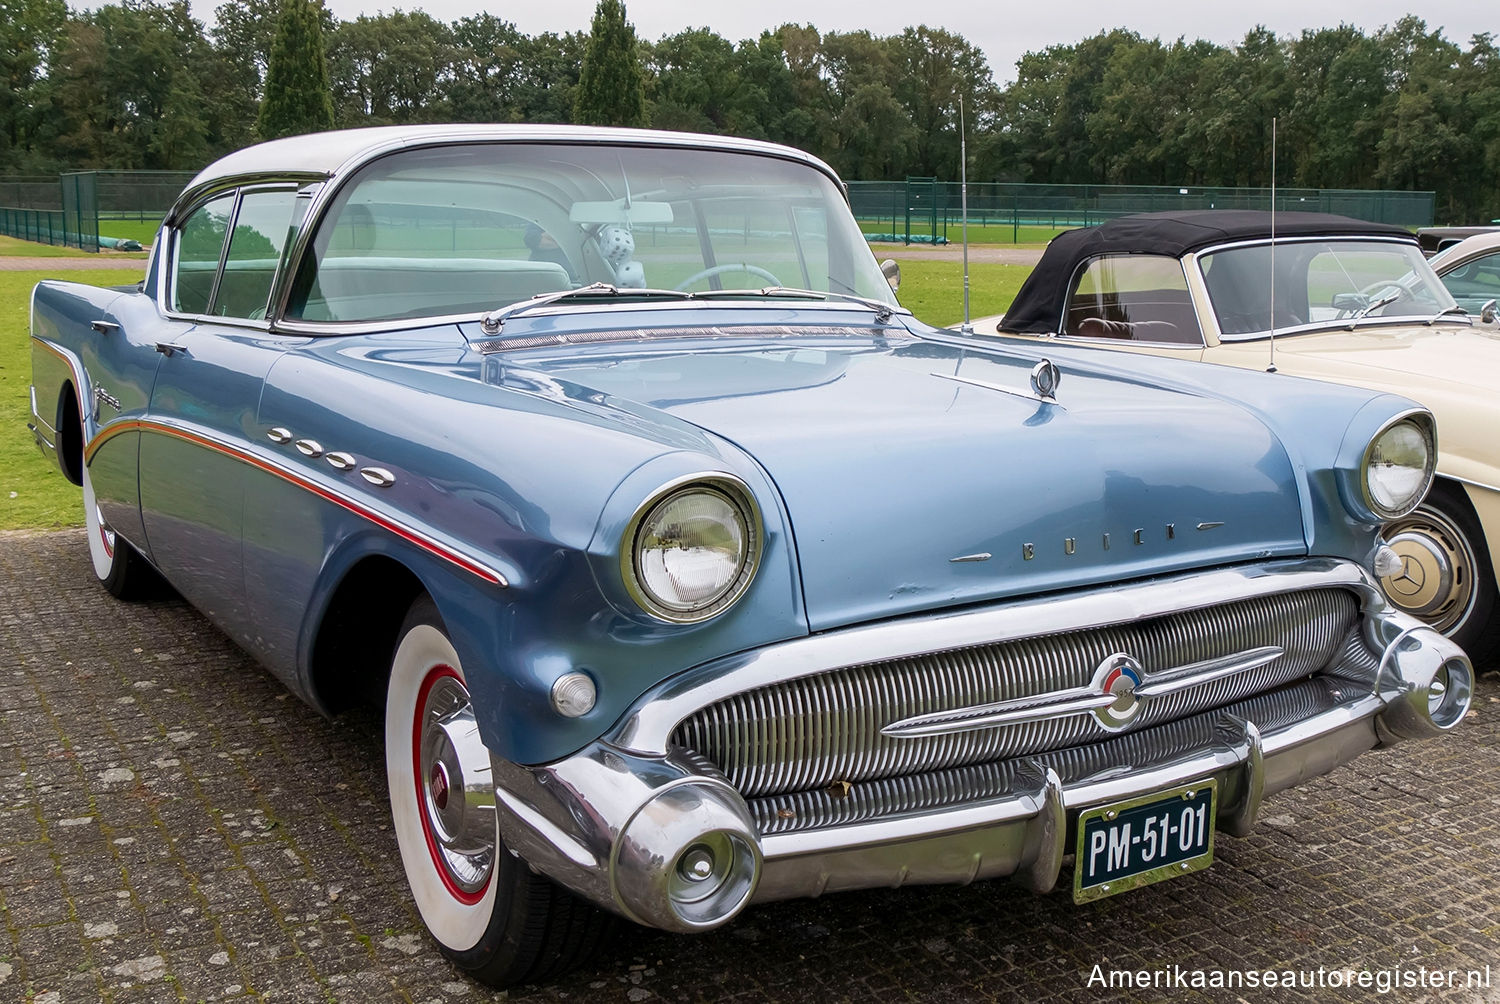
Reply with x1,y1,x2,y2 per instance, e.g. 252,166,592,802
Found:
1445,475,1500,590
57,381,84,486
308,553,430,714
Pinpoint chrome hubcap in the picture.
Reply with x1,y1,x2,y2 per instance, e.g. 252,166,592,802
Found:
1381,507,1477,634
416,673,496,896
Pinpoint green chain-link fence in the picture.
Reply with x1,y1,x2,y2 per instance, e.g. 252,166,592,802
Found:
850,179,1437,244
1,170,195,251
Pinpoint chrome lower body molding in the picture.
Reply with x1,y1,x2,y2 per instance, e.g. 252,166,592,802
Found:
492,564,1472,933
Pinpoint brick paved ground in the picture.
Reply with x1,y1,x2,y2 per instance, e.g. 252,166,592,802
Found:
1,529,1497,1003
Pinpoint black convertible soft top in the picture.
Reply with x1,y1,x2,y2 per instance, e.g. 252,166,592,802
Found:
1001,211,1416,334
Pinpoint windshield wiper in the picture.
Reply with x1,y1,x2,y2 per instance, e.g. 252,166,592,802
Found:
1346,289,1402,329
481,283,901,333
480,283,694,333
1425,304,1469,326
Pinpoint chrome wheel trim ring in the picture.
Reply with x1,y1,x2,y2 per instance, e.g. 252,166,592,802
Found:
82,465,116,581
1381,505,1479,635
385,623,499,951
415,672,496,897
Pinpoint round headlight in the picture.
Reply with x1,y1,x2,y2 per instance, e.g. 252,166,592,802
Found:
1365,417,1435,519
624,478,761,622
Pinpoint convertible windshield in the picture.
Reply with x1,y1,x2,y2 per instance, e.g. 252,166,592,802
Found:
285,143,895,324
1199,239,1457,337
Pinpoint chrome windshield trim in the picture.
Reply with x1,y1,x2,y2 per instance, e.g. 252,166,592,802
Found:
608,558,1386,754
264,131,860,328
1214,317,1469,343
1195,234,1421,256
272,298,912,339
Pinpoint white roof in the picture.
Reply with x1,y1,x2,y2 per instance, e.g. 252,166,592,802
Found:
175,124,835,216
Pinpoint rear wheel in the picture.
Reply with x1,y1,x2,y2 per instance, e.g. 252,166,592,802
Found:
1381,482,1499,665
384,595,613,986
82,463,159,600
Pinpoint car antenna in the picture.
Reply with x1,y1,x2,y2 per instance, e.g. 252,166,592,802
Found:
1267,116,1278,373
959,96,972,333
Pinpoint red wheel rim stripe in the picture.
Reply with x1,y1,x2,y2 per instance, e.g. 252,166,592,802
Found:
412,663,489,906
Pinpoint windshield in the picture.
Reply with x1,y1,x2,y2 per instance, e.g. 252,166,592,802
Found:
285,142,894,323
1198,239,1457,337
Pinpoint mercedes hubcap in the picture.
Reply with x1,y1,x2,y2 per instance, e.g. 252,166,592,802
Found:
415,671,496,897
1381,508,1477,634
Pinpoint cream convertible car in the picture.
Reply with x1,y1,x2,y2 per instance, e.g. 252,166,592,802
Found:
970,211,1500,664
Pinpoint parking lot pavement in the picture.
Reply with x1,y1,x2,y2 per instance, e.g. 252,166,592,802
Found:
2,528,1497,1004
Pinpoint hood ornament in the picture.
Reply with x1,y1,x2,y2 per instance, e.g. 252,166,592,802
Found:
929,357,1065,409
1030,359,1061,401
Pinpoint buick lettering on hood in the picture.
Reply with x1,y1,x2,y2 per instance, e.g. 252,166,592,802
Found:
28,126,1471,986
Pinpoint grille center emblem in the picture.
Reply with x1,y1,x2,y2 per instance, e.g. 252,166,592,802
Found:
1093,654,1144,731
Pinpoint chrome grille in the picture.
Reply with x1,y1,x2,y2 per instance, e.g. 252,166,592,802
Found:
673,588,1358,797
748,676,1353,835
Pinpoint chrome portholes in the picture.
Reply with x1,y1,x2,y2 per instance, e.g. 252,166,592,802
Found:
415,671,498,898
262,428,397,487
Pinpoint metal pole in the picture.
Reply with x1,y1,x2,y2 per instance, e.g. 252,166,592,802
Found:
960,98,971,332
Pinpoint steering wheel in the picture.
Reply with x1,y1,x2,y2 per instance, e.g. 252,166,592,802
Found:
674,263,783,292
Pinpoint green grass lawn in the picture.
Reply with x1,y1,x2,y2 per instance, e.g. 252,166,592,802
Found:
1,268,144,530
1,258,1030,530
97,219,162,245
895,260,1029,327
0,233,150,259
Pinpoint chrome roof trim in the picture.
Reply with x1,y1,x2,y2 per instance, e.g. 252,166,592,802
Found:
172,125,843,222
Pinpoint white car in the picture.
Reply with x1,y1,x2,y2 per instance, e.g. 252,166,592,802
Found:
1428,231,1500,330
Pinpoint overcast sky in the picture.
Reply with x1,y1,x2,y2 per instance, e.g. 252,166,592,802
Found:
277,0,1493,85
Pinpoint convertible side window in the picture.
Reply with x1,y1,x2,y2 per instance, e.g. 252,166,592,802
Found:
213,189,298,319
1063,255,1204,345
173,193,235,314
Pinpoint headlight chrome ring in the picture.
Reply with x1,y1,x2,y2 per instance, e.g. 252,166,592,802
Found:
621,474,763,623
1363,412,1436,521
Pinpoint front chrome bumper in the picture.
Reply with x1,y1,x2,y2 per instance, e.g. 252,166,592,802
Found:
491,559,1472,932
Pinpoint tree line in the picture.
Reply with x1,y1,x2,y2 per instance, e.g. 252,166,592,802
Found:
2,0,1496,221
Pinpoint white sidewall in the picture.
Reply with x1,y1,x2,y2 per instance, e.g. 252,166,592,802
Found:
82,464,114,581
385,621,499,952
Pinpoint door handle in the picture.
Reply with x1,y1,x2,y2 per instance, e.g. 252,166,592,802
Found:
90,320,119,334
154,342,189,357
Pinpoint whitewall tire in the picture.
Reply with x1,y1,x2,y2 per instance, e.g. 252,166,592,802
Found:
384,595,614,986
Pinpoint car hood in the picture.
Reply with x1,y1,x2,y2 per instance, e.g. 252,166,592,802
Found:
505,332,1308,630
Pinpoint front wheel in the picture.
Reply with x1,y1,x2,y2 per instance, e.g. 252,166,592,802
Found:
1381,482,1500,665
83,463,160,599
384,596,613,986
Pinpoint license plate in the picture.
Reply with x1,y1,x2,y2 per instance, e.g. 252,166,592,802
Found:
1073,780,1216,903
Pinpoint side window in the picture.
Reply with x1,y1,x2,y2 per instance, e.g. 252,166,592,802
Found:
173,194,235,314
1441,251,1500,310
1064,255,1203,345
214,189,297,318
